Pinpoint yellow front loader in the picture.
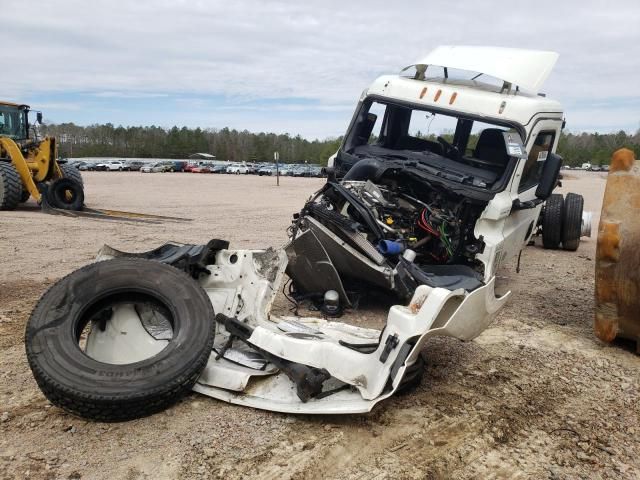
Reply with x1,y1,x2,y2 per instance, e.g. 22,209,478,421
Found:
0,101,84,210
0,101,189,223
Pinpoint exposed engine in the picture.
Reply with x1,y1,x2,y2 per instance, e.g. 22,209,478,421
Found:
294,177,485,269
287,172,489,302
339,180,479,264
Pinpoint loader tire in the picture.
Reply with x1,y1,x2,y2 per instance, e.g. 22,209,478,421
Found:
25,258,216,422
60,164,84,189
46,178,84,210
0,162,22,210
562,193,584,251
20,189,30,203
542,194,564,249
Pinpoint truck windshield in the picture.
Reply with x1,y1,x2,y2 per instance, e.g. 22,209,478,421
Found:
0,105,27,140
341,99,520,189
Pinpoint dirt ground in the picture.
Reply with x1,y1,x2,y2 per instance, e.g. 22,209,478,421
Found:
0,171,638,479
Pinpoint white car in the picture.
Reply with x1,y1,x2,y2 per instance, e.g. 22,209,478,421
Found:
95,161,125,171
226,163,249,174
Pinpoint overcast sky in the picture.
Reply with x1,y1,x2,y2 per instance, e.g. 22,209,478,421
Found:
4,0,639,139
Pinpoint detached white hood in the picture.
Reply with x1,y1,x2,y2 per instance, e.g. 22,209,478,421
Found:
408,46,559,93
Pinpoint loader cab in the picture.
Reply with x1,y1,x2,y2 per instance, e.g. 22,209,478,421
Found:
0,102,31,141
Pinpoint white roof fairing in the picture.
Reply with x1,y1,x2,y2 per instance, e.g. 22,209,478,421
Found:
407,46,559,93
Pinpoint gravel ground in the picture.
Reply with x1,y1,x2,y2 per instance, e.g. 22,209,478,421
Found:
0,170,638,479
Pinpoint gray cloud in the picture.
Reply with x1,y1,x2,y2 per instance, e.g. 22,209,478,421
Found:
4,0,639,136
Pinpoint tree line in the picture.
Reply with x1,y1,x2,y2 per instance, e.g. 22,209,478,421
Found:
43,122,639,167
557,130,640,166
44,123,342,165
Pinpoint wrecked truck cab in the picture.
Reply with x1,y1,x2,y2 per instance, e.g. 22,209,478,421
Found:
25,46,566,419
293,46,564,302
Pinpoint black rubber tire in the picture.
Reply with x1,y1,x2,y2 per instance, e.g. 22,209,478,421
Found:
542,193,564,249
20,189,31,203
59,164,84,189
25,258,216,422
0,162,22,210
46,178,84,210
562,193,584,251
396,354,425,394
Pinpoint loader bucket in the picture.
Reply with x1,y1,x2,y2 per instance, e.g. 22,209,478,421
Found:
595,148,640,351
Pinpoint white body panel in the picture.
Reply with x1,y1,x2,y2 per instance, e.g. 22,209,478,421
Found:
87,248,509,414
366,75,562,129
410,46,558,93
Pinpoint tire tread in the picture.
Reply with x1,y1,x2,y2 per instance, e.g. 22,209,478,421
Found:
542,194,564,249
25,258,215,422
562,193,584,251
0,162,22,210
59,163,84,189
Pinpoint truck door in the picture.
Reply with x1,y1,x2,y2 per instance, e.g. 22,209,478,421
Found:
498,120,561,264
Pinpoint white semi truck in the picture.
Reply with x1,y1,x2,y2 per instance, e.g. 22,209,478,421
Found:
25,46,587,419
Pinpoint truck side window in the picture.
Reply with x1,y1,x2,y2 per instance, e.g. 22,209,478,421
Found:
520,131,555,192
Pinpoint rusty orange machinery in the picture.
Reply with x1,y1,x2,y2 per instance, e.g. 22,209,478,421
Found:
595,148,640,351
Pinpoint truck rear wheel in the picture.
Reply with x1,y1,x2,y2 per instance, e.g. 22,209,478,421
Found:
542,194,564,249
0,162,22,210
562,193,584,251
25,258,216,421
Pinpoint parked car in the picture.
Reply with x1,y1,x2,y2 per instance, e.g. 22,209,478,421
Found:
226,163,250,174
124,161,145,171
257,165,275,176
141,161,174,173
277,164,293,176
309,166,324,177
191,165,211,173
292,165,312,177
158,161,177,172
172,161,188,172
72,161,91,171
78,162,96,171
210,164,228,174
95,161,126,171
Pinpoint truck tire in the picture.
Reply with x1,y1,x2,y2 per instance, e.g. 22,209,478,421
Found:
25,258,216,422
396,355,425,394
60,164,84,189
562,193,584,251
46,178,84,210
542,194,564,249
0,162,22,210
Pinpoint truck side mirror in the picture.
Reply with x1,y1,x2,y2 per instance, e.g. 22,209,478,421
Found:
36,112,43,124
535,153,562,201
